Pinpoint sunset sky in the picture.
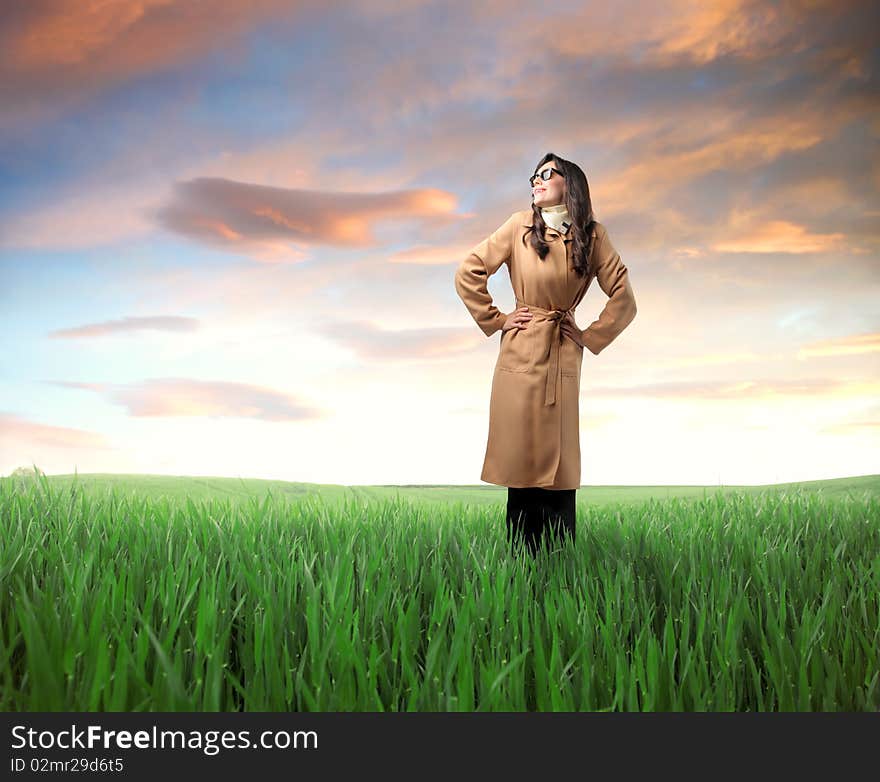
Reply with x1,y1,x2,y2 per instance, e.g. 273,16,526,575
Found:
1,0,877,486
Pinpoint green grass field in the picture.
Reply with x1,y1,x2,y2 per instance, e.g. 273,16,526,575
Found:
1,470,878,711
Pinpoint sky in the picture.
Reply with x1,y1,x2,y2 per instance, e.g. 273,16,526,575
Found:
0,0,877,487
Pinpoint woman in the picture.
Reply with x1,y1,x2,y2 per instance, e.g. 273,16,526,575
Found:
454,152,637,557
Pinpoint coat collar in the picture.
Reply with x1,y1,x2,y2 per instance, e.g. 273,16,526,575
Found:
521,211,572,242
521,210,598,243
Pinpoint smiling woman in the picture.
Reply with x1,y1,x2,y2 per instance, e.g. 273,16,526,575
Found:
454,150,638,558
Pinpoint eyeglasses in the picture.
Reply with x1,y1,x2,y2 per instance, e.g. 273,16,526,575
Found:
531,166,564,187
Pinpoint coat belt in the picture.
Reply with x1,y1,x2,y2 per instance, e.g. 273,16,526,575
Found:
515,298,573,407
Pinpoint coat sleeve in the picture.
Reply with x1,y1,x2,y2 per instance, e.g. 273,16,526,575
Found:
454,212,517,337
580,224,638,355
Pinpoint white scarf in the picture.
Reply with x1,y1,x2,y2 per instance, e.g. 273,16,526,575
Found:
540,202,571,234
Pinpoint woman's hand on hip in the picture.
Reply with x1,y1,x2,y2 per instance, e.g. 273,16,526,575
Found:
502,306,533,332
559,311,584,347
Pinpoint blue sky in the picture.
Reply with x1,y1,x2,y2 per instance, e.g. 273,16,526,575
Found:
1,0,877,485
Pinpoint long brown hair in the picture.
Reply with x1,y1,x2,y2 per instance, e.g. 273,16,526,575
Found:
522,151,597,278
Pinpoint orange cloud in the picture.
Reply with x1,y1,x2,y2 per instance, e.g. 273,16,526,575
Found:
713,218,846,253
648,0,786,65
153,177,461,260
51,378,325,421
10,0,176,69
0,0,316,130
520,0,818,66
0,412,112,450
597,116,826,219
798,333,880,359
48,316,200,338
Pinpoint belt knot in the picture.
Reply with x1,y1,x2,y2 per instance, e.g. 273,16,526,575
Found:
515,299,573,406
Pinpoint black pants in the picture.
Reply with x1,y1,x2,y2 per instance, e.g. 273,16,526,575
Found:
506,487,576,557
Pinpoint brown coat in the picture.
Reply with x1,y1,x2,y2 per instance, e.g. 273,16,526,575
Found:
454,209,637,489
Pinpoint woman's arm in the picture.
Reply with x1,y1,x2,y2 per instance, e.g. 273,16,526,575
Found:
454,212,517,337
580,224,638,355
